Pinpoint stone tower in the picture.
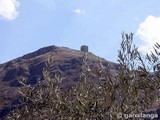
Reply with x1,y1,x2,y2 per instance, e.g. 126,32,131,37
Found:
80,45,88,52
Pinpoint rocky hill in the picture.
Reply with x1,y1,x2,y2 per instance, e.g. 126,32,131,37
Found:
1,45,160,119
0,45,119,118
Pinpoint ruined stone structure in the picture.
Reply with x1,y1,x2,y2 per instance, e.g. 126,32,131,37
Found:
80,45,88,52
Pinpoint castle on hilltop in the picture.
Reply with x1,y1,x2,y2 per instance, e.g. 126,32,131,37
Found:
80,45,88,52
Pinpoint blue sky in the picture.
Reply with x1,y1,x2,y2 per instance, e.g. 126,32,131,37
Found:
0,0,160,63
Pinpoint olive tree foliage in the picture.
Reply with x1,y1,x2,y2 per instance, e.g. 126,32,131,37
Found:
6,33,160,119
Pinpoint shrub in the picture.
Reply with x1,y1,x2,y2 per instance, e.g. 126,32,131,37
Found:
6,33,160,120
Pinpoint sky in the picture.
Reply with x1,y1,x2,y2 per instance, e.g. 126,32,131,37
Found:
0,0,160,64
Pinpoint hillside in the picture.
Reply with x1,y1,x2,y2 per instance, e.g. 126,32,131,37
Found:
0,45,119,118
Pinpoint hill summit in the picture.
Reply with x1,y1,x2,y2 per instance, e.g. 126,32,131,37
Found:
0,45,118,118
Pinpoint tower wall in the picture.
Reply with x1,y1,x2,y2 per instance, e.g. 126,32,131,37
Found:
80,45,88,52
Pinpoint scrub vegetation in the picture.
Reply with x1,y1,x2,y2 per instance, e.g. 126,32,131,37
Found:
6,33,160,120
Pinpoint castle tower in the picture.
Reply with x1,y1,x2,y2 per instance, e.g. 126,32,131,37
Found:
80,45,88,52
